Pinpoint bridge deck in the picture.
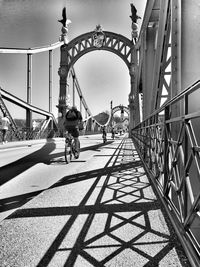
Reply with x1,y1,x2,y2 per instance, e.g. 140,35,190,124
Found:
0,136,190,266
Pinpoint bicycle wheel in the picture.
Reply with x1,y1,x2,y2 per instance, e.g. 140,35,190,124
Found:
64,142,72,164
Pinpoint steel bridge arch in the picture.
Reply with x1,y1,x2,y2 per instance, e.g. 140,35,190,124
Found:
58,29,138,132
59,31,133,73
112,105,129,116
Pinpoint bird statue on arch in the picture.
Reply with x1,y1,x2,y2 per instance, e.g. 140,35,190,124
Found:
130,3,141,42
130,3,141,23
58,7,71,44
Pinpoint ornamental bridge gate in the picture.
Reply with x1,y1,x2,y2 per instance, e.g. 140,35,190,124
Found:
111,104,129,131
57,28,139,133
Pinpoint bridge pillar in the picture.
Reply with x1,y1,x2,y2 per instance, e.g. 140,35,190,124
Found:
128,47,138,135
57,45,70,123
26,54,32,129
110,101,113,128
72,74,75,107
80,96,82,113
49,50,53,113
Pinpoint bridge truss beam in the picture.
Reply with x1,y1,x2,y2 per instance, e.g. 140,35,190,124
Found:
137,0,200,120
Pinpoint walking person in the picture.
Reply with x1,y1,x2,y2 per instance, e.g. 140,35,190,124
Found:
1,113,10,144
111,127,115,139
102,126,107,143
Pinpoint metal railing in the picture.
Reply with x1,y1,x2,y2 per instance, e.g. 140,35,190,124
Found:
132,80,200,267
0,87,59,141
0,126,60,143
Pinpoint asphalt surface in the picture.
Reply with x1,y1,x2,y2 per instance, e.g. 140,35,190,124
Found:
0,135,191,266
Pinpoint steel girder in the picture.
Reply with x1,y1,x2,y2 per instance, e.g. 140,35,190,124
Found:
136,0,173,119
137,0,200,120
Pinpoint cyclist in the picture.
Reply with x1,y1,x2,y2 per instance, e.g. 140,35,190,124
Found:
64,106,83,159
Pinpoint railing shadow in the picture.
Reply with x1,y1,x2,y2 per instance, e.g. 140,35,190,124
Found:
0,139,114,186
0,140,117,216
4,139,189,267
0,140,57,186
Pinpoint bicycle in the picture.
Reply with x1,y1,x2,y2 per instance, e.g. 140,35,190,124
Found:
64,132,80,164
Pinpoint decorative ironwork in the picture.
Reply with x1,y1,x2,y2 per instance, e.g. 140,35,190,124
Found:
132,80,200,266
92,24,105,48
112,105,129,115
63,31,133,70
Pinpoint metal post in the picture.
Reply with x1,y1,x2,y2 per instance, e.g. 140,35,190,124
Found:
80,96,82,113
26,53,32,130
49,50,53,130
110,101,113,127
128,47,137,135
49,50,53,113
72,74,75,107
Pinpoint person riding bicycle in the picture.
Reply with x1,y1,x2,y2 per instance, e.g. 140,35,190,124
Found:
64,106,83,159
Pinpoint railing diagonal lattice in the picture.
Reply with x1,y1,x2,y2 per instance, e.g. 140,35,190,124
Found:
132,81,200,267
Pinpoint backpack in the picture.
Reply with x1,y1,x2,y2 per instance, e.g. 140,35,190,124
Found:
65,109,78,121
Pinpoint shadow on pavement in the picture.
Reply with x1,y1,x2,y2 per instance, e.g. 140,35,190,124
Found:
0,140,115,214
5,139,190,267
0,141,57,186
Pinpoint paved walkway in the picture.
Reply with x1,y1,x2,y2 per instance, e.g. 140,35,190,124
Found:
0,138,190,266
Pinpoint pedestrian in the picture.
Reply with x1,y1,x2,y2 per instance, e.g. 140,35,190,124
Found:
102,126,107,143
111,127,115,139
1,113,10,144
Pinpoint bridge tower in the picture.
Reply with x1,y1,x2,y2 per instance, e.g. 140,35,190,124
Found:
57,5,141,134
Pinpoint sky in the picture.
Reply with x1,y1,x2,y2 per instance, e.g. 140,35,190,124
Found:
0,0,147,119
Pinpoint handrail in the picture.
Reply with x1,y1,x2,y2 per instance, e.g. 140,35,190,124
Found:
0,41,64,54
0,87,55,118
135,80,200,127
0,87,58,137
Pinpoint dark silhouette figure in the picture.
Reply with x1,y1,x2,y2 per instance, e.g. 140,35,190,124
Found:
58,7,71,27
58,7,67,26
58,7,71,44
130,3,141,23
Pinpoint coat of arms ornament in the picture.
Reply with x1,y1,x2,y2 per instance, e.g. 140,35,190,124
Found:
92,25,105,48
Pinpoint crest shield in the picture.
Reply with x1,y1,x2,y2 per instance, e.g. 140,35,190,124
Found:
92,25,105,48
